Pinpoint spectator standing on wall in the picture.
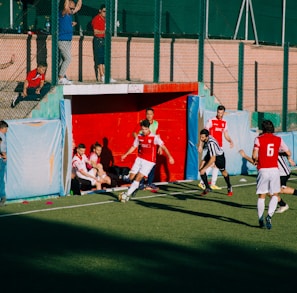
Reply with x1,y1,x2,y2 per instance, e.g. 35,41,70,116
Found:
58,0,82,85
0,120,9,207
91,4,116,83
11,62,51,108
0,54,15,69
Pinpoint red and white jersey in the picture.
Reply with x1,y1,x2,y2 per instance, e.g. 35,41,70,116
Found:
253,133,288,169
89,152,100,164
72,153,90,174
205,116,228,147
133,132,164,162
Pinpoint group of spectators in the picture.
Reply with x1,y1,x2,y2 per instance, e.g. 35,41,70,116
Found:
58,0,114,84
5,0,112,109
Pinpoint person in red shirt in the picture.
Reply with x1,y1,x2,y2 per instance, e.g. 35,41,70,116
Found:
119,119,174,203
252,120,289,229
198,105,233,190
11,61,51,108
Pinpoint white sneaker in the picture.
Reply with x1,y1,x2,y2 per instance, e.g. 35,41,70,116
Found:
58,77,72,85
100,75,105,82
275,204,289,213
110,78,116,83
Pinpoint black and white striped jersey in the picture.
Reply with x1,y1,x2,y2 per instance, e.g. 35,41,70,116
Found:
278,154,291,176
204,135,224,157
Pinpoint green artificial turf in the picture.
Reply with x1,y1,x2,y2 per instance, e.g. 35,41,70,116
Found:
1,175,297,292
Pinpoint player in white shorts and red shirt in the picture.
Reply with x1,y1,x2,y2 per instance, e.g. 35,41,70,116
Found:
252,120,289,229
72,143,104,190
119,119,174,202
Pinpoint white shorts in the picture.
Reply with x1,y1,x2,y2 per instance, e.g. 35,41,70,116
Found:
256,168,280,195
130,157,155,178
77,168,98,186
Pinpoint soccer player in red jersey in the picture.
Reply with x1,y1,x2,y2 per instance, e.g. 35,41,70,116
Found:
119,119,174,202
198,105,233,190
252,120,289,229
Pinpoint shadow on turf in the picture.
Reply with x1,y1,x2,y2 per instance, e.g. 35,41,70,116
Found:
0,213,296,292
134,200,257,228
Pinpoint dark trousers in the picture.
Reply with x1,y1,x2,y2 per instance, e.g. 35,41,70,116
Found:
16,83,51,104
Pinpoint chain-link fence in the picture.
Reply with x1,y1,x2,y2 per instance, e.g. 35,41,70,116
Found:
0,1,297,126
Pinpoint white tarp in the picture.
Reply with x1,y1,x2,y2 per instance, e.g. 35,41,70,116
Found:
6,119,62,199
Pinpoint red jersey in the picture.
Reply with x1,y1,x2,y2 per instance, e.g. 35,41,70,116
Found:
133,132,164,163
253,133,288,169
91,14,105,37
205,116,227,147
26,68,45,88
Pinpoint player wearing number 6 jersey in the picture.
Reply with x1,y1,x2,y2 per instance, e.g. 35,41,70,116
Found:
252,120,289,229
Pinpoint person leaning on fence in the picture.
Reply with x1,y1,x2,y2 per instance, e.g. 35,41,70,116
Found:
58,0,82,85
11,62,51,108
0,54,15,70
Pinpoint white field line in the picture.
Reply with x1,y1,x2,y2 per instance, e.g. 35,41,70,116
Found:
1,177,297,218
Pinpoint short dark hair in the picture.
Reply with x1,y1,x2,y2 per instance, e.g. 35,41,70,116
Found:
100,4,106,10
217,105,225,111
261,120,275,133
146,107,154,113
0,120,8,129
38,61,48,68
77,143,86,149
141,119,150,128
200,129,209,136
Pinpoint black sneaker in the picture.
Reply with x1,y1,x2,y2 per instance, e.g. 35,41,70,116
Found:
201,187,212,196
265,215,272,230
259,216,265,228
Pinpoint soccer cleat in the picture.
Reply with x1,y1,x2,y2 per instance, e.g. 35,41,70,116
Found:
259,216,265,228
265,215,272,230
227,187,233,196
198,182,206,190
210,184,222,190
201,187,212,196
275,204,289,214
145,184,159,191
118,192,127,203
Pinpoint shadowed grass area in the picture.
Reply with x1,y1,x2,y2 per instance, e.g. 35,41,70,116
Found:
1,176,297,292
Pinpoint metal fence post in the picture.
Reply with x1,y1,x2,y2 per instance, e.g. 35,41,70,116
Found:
198,0,205,82
104,0,113,84
238,42,244,110
51,0,58,86
154,0,161,83
282,42,289,132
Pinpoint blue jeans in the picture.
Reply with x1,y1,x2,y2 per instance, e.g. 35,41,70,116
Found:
0,159,6,198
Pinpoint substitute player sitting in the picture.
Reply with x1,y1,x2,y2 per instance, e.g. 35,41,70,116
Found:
119,119,174,203
72,143,105,191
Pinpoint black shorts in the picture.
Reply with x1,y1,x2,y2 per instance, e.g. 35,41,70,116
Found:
280,175,290,187
93,37,105,65
203,152,226,171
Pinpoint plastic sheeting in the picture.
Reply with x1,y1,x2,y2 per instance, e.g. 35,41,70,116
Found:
6,119,62,199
